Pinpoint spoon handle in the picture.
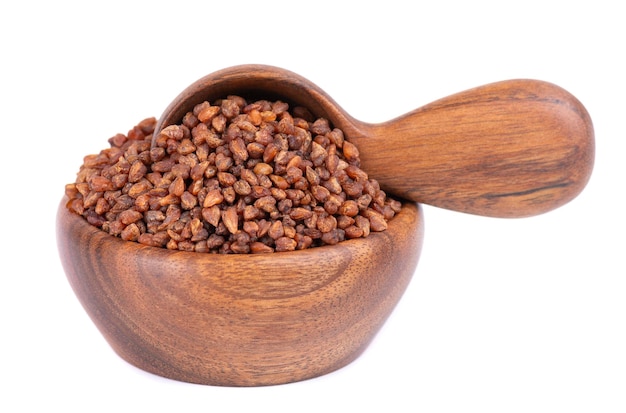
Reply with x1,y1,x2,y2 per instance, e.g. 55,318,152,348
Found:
350,79,594,217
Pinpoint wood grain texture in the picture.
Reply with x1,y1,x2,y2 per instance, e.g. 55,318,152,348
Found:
154,64,594,217
57,199,423,386
352,80,594,217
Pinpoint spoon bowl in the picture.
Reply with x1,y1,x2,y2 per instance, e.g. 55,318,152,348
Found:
154,64,594,217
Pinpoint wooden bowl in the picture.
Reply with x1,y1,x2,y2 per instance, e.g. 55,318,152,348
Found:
57,198,423,386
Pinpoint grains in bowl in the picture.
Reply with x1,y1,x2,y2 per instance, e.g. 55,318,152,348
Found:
65,96,401,253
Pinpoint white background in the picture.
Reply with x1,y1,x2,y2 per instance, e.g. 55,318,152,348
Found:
2,1,624,412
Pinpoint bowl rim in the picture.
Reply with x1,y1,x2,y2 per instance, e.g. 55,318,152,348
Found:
57,197,423,298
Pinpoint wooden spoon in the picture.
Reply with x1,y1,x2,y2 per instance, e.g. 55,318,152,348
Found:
153,64,594,218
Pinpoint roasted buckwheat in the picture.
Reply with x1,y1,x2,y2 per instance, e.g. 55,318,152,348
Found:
65,96,401,253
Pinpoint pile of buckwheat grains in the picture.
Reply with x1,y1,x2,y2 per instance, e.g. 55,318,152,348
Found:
65,96,401,253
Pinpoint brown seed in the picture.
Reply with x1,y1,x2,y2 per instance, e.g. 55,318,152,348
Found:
128,160,147,183
344,165,368,181
194,124,223,148
233,179,252,196
342,140,360,164
338,200,359,217
197,105,220,123
195,143,209,162
83,191,102,208
246,142,265,159
271,188,287,202
119,209,143,225
189,218,204,236
180,191,198,210
222,206,239,234
211,114,227,132
285,166,303,183
202,206,221,227
243,205,261,220
111,195,135,213
268,220,284,239
356,194,372,210
111,173,128,189
120,223,141,242
269,174,289,190
250,241,274,253
183,112,199,129
190,161,209,180
290,207,313,220
253,162,273,175
283,224,296,239
221,99,240,119
303,212,318,229
89,176,114,192
158,194,180,207
303,227,322,239
260,110,276,122
311,185,331,202
322,177,342,194
230,137,249,163
310,141,327,167
317,214,337,233
263,143,279,163
324,195,343,215
344,225,364,239
65,183,79,199
305,166,320,185
342,180,364,197
134,193,150,212
294,234,313,250
364,209,388,232
150,147,166,162
171,164,191,180
275,237,297,252
152,159,175,173
258,174,272,188
327,129,344,147
206,234,225,249
337,215,355,229
354,215,370,237
243,220,259,238
230,242,250,254
204,165,218,179
203,189,224,208
178,241,196,252
186,179,202,196
257,219,272,238
94,197,110,215
326,153,339,175
215,153,233,171
159,125,184,141
240,168,259,186
138,233,158,247
255,195,277,213
127,180,153,198
169,176,186,197
217,172,237,187
387,198,402,213
222,187,236,203
254,127,273,145
177,138,196,155
247,109,262,126
311,118,331,135
321,229,342,245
